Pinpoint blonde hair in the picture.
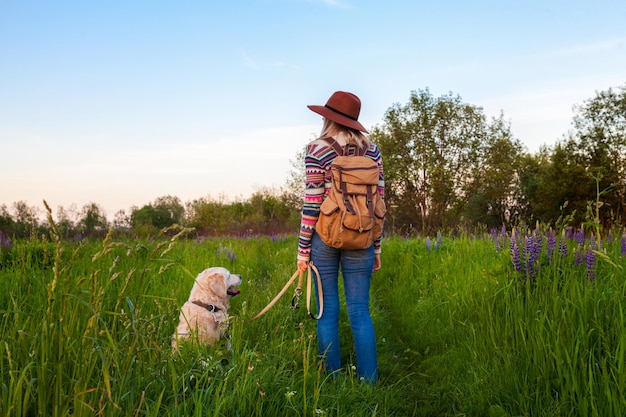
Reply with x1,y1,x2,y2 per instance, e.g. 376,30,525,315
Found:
319,118,370,149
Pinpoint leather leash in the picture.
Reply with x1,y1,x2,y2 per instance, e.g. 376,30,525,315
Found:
248,263,323,322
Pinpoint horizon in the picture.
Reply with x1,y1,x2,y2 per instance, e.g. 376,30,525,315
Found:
2,1,625,218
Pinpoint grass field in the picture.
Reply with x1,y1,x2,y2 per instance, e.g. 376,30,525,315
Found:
1,221,626,416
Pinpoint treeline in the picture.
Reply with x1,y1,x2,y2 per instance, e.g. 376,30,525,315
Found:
1,84,624,241
372,84,626,235
0,189,300,241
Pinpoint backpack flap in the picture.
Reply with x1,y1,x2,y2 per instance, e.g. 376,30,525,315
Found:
331,156,379,186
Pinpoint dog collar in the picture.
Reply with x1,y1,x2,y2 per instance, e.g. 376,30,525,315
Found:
191,300,221,312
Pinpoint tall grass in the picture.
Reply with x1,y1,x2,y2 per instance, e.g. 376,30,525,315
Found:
1,210,626,415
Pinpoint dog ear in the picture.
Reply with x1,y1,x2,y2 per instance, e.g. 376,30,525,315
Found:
209,271,228,298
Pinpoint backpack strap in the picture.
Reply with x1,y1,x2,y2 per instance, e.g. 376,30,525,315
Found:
322,137,345,156
355,141,369,156
322,137,369,156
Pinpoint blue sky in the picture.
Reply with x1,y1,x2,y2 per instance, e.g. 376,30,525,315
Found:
1,0,625,219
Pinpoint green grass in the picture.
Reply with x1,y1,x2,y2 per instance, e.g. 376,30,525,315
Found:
1,225,626,416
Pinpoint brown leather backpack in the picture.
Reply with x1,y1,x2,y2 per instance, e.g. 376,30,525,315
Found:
315,138,386,250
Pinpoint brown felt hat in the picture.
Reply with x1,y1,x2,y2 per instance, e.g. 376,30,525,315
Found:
307,91,368,133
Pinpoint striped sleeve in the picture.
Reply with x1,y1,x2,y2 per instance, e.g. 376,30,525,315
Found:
366,143,385,254
297,142,336,261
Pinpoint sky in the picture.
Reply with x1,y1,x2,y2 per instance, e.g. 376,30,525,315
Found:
1,0,625,220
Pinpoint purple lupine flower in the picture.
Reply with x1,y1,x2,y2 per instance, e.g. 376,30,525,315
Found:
574,248,583,267
490,228,502,252
576,228,585,246
510,240,522,273
559,238,568,258
585,246,596,280
0,231,11,249
425,237,431,252
501,224,507,239
589,236,598,251
621,234,626,257
533,229,543,255
437,231,442,249
524,234,540,280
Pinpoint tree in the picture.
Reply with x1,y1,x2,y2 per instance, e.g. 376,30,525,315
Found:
371,89,514,234
79,202,108,237
249,187,294,234
463,115,525,228
112,209,131,230
153,195,185,227
130,195,185,233
55,205,77,237
570,84,626,227
519,84,626,230
0,204,15,235
12,201,39,238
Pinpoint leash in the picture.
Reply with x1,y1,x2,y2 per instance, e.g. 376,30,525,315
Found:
248,263,323,322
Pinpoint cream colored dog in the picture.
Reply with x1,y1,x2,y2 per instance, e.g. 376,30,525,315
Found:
172,266,242,349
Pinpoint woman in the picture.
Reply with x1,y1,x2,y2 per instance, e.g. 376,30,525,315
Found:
296,91,384,384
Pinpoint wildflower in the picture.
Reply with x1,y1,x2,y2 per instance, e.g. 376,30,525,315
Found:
285,390,297,398
524,234,540,279
575,228,585,246
533,227,543,252
558,238,568,258
510,240,522,273
585,246,596,280
315,409,326,415
574,248,583,267
490,229,501,251
425,237,431,252
436,231,442,249
0,231,11,249
621,234,626,257
217,245,236,261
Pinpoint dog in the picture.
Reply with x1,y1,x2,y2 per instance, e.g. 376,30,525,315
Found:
172,266,242,349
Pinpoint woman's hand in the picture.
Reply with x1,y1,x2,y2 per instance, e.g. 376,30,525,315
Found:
297,260,309,272
373,253,381,272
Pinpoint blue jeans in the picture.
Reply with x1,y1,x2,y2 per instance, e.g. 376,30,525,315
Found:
310,232,378,383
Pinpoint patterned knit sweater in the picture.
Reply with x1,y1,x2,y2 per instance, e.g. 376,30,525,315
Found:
297,139,385,261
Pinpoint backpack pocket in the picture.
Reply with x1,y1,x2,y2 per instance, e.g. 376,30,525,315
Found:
319,197,340,216
342,212,375,232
